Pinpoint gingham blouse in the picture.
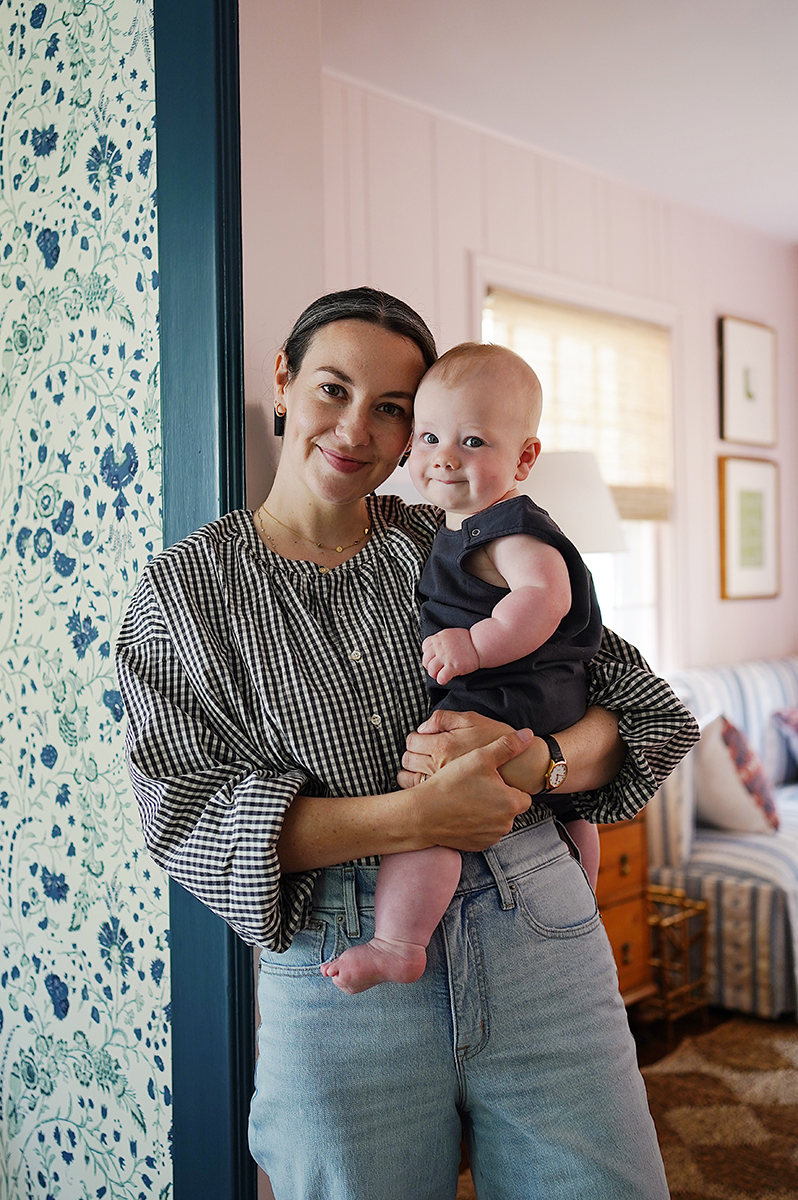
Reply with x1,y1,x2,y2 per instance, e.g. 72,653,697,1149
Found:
115,495,699,950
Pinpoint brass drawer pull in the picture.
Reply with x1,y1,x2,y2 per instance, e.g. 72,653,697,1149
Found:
619,854,631,876
621,942,632,966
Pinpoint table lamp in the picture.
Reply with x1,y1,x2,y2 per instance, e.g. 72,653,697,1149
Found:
519,451,627,554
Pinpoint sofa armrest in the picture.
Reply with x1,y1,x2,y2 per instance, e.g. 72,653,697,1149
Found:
647,747,696,869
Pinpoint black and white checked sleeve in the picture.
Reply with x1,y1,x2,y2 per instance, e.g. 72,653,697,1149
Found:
569,626,700,824
116,572,319,950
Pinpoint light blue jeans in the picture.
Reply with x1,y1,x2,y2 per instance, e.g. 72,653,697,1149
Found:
249,817,669,1200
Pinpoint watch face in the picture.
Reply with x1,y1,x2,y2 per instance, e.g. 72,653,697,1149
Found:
547,761,568,789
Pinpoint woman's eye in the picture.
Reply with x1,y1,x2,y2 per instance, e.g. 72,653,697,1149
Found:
464,436,484,448
321,383,344,398
378,402,408,418
421,432,439,444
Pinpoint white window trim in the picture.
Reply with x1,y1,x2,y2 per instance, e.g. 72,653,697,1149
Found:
470,256,680,338
470,254,684,672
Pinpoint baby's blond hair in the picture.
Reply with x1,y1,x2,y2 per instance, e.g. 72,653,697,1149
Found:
422,342,543,434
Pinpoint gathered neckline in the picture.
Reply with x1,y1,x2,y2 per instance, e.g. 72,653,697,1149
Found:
238,494,434,579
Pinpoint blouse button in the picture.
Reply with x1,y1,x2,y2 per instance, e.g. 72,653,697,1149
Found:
350,650,362,662
370,713,382,727
470,528,480,537
319,566,330,575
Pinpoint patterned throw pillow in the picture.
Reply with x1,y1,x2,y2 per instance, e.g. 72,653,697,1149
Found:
695,714,779,833
772,708,798,780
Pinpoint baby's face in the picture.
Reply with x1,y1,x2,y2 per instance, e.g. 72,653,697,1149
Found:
408,371,539,524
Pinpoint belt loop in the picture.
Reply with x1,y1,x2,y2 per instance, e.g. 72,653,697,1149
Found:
482,846,516,910
342,865,361,938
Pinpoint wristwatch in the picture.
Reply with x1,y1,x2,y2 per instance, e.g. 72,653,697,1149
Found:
542,734,568,791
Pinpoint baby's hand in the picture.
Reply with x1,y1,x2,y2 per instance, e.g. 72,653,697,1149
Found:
422,628,480,685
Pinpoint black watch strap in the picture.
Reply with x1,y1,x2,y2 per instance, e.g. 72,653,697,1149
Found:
543,734,568,791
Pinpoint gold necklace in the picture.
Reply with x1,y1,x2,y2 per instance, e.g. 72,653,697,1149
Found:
257,505,370,554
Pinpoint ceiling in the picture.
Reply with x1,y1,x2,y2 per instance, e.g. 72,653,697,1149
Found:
321,0,798,244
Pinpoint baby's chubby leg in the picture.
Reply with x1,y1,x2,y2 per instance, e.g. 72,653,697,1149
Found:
321,847,461,994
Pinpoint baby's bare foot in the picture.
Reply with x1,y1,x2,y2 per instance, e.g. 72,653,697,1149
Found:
321,937,427,994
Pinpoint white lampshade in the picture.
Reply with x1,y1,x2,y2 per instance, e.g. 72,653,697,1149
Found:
379,450,626,554
518,451,627,553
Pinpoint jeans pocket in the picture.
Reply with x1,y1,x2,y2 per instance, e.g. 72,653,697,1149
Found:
258,918,336,975
511,847,600,939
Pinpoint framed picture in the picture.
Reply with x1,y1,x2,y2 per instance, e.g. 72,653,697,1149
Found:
719,316,777,445
719,456,779,599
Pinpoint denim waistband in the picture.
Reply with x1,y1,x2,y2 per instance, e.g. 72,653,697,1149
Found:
310,812,564,930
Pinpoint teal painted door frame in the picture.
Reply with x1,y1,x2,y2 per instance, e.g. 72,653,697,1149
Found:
153,0,254,1196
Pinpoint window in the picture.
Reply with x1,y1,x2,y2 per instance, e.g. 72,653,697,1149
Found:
482,288,673,668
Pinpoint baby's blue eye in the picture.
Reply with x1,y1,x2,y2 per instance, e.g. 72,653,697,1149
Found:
421,432,439,444
464,436,484,448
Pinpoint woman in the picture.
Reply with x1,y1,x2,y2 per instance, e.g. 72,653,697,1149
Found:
116,287,696,1199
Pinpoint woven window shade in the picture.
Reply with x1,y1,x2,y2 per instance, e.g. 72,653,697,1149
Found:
482,289,672,520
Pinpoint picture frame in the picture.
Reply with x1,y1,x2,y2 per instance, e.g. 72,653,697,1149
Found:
719,456,779,599
719,316,777,446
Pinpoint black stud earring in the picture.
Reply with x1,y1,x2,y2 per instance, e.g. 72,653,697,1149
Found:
274,405,286,437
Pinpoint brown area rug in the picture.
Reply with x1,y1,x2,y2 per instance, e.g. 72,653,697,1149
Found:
456,1016,798,1198
643,1015,798,1199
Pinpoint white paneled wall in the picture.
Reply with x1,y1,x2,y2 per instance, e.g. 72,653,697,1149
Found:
319,71,798,669
321,72,679,339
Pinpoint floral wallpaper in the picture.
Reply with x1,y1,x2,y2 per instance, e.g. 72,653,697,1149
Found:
0,1,171,1197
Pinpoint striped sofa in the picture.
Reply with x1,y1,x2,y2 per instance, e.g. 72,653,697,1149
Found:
647,656,798,1019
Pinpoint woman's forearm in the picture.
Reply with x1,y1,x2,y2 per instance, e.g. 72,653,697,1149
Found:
499,706,624,795
277,789,422,874
279,730,535,873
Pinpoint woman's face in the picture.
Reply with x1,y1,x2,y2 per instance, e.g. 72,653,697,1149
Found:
274,319,427,506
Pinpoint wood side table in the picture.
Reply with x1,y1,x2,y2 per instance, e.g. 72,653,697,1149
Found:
595,811,657,1006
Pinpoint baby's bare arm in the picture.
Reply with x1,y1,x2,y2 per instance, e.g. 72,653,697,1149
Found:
467,533,570,669
421,534,571,684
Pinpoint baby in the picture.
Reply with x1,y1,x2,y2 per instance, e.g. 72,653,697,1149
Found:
322,342,603,993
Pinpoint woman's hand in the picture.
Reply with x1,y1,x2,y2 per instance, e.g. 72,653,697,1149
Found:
399,709,530,787
399,706,624,797
408,729,534,851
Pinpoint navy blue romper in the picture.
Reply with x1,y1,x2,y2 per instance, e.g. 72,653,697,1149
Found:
419,495,603,820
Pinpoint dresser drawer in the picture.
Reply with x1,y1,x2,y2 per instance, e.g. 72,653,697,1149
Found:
601,895,651,996
595,818,647,906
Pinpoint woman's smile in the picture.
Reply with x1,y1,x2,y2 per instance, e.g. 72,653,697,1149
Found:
318,445,370,473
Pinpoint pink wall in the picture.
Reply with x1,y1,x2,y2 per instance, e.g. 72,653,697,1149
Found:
319,74,798,670
239,0,325,508
238,0,798,670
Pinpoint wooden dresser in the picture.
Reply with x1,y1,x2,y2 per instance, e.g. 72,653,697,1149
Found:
595,811,656,1005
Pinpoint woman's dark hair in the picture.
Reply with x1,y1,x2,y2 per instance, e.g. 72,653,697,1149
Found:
283,287,438,377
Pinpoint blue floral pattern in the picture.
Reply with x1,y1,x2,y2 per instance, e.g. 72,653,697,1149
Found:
0,2,170,1197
